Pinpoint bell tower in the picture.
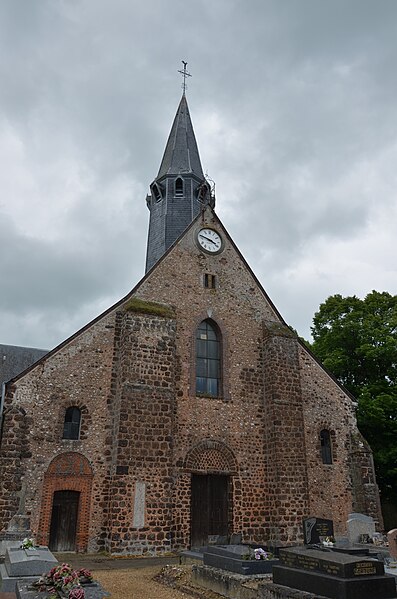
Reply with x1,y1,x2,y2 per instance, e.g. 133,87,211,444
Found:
145,71,215,272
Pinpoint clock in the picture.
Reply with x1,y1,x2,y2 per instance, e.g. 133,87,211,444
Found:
197,228,222,253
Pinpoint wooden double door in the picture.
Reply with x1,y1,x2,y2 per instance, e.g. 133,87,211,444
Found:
49,490,80,551
190,474,230,548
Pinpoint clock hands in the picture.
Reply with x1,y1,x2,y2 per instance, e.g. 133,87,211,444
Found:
197,228,222,253
199,234,217,245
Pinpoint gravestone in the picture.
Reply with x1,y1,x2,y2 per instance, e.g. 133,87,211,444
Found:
17,580,109,599
203,544,279,575
229,533,242,545
207,535,228,546
0,547,57,593
388,529,397,560
347,513,376,545
5,547,57,577
1,547,108,598
303,516,334,545
272,546,397,599
0,516,32,557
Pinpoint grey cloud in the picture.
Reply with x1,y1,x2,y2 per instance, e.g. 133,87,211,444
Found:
0,0,396,347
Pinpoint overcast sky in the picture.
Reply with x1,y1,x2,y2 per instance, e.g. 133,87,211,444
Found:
1,0,396,349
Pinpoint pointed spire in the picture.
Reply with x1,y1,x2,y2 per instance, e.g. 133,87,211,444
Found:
145,81,215,273
157,94,204,179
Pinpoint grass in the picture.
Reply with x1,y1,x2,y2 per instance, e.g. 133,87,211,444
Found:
124,297,175,318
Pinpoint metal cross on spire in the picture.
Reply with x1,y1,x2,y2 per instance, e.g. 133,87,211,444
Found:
178,60,192,95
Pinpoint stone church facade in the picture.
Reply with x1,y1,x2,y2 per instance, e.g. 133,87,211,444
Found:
0,93,382,555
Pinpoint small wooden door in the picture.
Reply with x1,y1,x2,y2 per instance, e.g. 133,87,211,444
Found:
49,490,80,551
191,474,229,548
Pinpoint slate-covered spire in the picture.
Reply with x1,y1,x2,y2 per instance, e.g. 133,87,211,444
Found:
157,94,205,179
145,93,215,273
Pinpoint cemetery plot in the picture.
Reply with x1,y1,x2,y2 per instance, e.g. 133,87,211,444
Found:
273,546,397,599
303,516,334,545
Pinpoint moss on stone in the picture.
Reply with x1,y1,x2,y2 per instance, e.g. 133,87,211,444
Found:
263,320,297,338
124,297,175,318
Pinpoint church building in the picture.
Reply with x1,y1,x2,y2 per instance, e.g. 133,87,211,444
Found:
0,88,382,554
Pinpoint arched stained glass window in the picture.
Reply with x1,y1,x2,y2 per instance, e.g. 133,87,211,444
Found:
63,407,81,440
196,319,221,397
320,429,332,464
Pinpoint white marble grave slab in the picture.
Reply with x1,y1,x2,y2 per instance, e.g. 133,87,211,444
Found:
347,512,375,544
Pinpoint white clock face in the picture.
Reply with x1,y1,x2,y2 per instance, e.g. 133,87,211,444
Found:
197,228,222,253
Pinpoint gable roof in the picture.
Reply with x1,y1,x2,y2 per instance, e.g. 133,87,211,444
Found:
3,205,357,404
4,206,277,383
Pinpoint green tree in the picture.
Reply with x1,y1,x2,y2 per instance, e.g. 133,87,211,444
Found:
310,291,397,501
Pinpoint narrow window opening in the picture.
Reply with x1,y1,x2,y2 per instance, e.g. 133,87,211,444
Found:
204,273,216,289
320,429,332,464
175,177,184,196
63,407,81,440
152,184,162,202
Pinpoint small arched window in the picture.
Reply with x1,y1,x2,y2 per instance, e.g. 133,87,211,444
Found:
196,319,221,397
63,407,81,440
175,177,184,196
320,429,332,464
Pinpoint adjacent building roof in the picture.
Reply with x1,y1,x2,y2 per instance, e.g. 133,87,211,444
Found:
0,344,48,386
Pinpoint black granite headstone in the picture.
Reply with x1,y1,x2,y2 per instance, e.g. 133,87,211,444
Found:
203,545,278,575
279,546,384,578
303,516,334,544
272,547,397,599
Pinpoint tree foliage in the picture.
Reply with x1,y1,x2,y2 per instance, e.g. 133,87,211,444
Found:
310,291,397,500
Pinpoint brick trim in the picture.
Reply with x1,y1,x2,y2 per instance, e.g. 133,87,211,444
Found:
37,452,93,552
184,439,237,474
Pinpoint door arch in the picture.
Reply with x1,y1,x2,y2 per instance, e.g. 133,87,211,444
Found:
185,440,237,549
38,453,93,552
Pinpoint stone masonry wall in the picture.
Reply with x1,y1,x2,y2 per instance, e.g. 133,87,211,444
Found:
136,209,292,547
104,308,177,554
0,311,117,551
299,346,383,534
262,322,309,543
0,205,382,554
350,432,384,528
0,402,32,531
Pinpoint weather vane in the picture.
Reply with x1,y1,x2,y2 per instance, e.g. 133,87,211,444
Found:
178,60,192,94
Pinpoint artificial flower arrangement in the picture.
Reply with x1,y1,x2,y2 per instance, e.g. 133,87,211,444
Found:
20,537,36,550
32,563,93,599
254,547,273,560
322,536,335,547
243,547,274,560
